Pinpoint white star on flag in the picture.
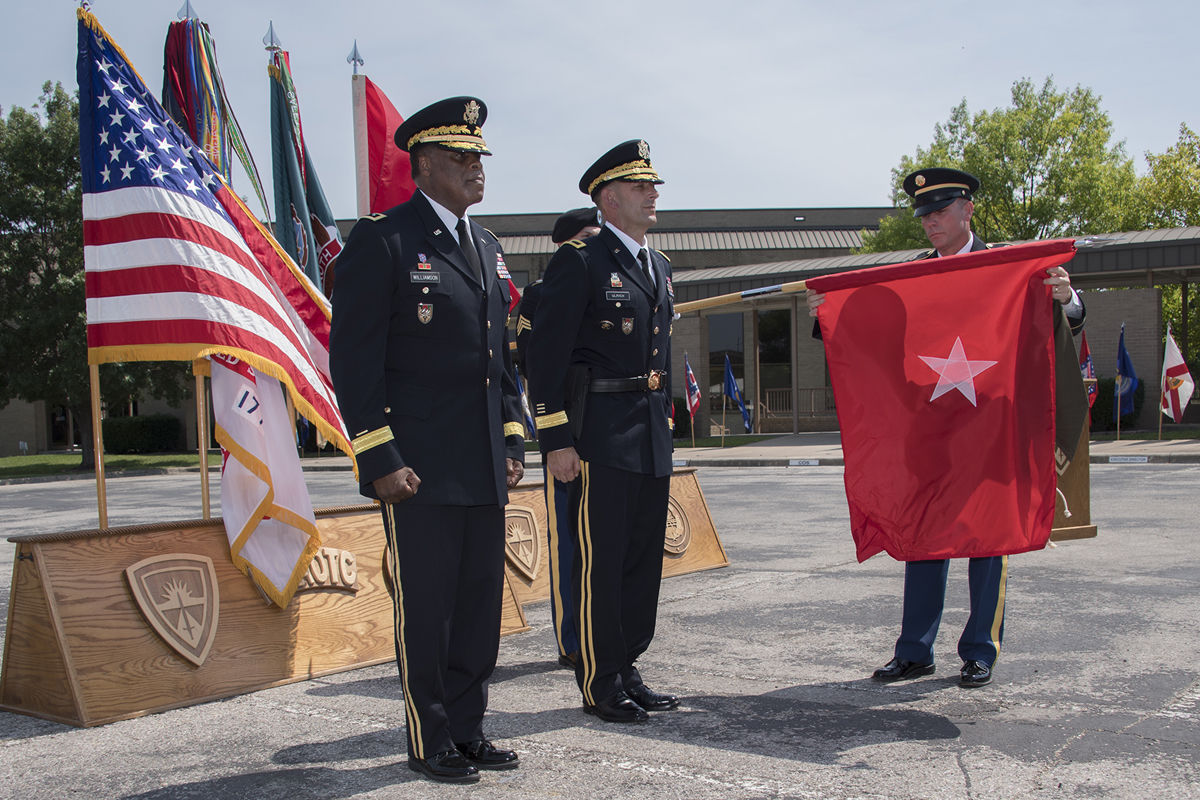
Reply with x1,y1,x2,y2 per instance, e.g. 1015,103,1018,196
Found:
918,336,998,406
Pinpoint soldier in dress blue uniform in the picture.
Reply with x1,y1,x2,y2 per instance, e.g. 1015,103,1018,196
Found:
514,206,601,672
808,167,1086,689
329,96,525,784
528,140,680,723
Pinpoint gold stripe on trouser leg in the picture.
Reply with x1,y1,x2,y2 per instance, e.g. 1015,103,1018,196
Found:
546,476,568,657
577,461,597,705
988,555,1009,661
387,503,424,758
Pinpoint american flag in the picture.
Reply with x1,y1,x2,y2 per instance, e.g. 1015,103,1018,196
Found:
684,354,701,420
77,9,350,455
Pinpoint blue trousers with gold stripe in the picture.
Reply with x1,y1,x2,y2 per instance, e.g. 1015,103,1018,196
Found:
381,502,505,760
570,460,670,706
894,556,1008,666
544,469,579,661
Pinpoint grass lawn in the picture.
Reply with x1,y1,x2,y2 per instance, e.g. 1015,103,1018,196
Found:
0,452,222,479
1090,425,1200,441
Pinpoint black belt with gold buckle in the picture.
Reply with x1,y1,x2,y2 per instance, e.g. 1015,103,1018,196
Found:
590,370,667,392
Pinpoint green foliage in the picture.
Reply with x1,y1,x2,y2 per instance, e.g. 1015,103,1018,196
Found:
102,413,185,454
860,77,1140,253
0,83,190,465
1135,124,1200,368
1136,123,1200,228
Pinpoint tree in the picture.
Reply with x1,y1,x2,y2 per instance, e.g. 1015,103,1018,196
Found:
860,77,1141,253
0,83,189,467
1137,123,1200,368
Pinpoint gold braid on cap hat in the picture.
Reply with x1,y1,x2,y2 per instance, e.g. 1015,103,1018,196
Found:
587,160,661,194
407,125,487,150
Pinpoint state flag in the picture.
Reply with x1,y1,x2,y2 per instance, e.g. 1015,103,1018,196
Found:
1161,324,1194,423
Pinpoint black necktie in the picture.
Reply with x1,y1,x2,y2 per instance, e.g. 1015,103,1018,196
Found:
456,217,482,285
638,247,655,292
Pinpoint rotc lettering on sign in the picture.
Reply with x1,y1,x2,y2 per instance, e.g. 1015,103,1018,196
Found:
296,547,359,593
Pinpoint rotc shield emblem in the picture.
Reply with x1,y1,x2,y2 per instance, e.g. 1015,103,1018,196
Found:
418,303,433,324
125,554,220,667
622,317,634,335
663,496,692,556
504,506,541,581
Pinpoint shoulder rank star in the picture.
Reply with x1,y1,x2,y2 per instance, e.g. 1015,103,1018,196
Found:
610,272,623,288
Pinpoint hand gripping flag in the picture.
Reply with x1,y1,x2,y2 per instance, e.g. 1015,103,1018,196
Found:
1079,330,1098,410
723,354,752,432
1161,324,1195,423
685,354,702,420
807,239,1078,562
269,46,342,295
78,9,352,605
1115,323,1139,420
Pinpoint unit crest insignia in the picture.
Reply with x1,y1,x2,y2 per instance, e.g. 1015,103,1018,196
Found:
622,317,634,335
504,506,541,581
125,554,220,667
418,303,433,324
663,496,692,555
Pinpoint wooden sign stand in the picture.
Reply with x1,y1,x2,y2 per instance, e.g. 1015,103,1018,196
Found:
1,505,528,728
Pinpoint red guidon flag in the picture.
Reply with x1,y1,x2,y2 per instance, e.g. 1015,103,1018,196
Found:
807,239,1077,562
351,74,416,214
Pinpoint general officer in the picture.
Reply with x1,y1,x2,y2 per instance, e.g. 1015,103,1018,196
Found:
514,206,601,671
808,167,1086,688
329,96,525,784
528,140,679,723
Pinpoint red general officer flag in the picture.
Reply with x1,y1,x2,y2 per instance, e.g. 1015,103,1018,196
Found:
807,239,1077,563
352,74,415,214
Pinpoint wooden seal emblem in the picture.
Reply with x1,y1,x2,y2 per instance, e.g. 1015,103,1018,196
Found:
125,554,219,667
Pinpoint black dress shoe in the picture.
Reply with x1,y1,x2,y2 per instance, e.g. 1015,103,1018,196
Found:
583,691,649,723
408,750,480,784
456,739,519,770
872,657,936,682
959,660,993,687
557,652,578,670
626,683,680,711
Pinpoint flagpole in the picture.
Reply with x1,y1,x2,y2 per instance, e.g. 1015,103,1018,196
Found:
1116,369,1122,442
675,279,808,315
721,393,727,448
89,364,108,529
1159,326,1167,441
194,368,211,519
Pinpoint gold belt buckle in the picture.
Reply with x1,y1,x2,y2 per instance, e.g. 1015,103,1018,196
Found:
647,372,662,391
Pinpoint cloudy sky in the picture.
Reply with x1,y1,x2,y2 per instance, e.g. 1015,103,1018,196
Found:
4,1,1196,219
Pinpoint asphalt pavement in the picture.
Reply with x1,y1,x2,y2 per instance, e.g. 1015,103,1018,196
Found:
0,441,1197,799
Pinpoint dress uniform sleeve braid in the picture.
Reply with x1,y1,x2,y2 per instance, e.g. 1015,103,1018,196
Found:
330,217,407,488
527,245,591,453
501,280,527,461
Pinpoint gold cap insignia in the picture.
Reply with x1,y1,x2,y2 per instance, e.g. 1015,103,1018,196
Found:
638,140,650,160
915,174,926,187
464,100,481,125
